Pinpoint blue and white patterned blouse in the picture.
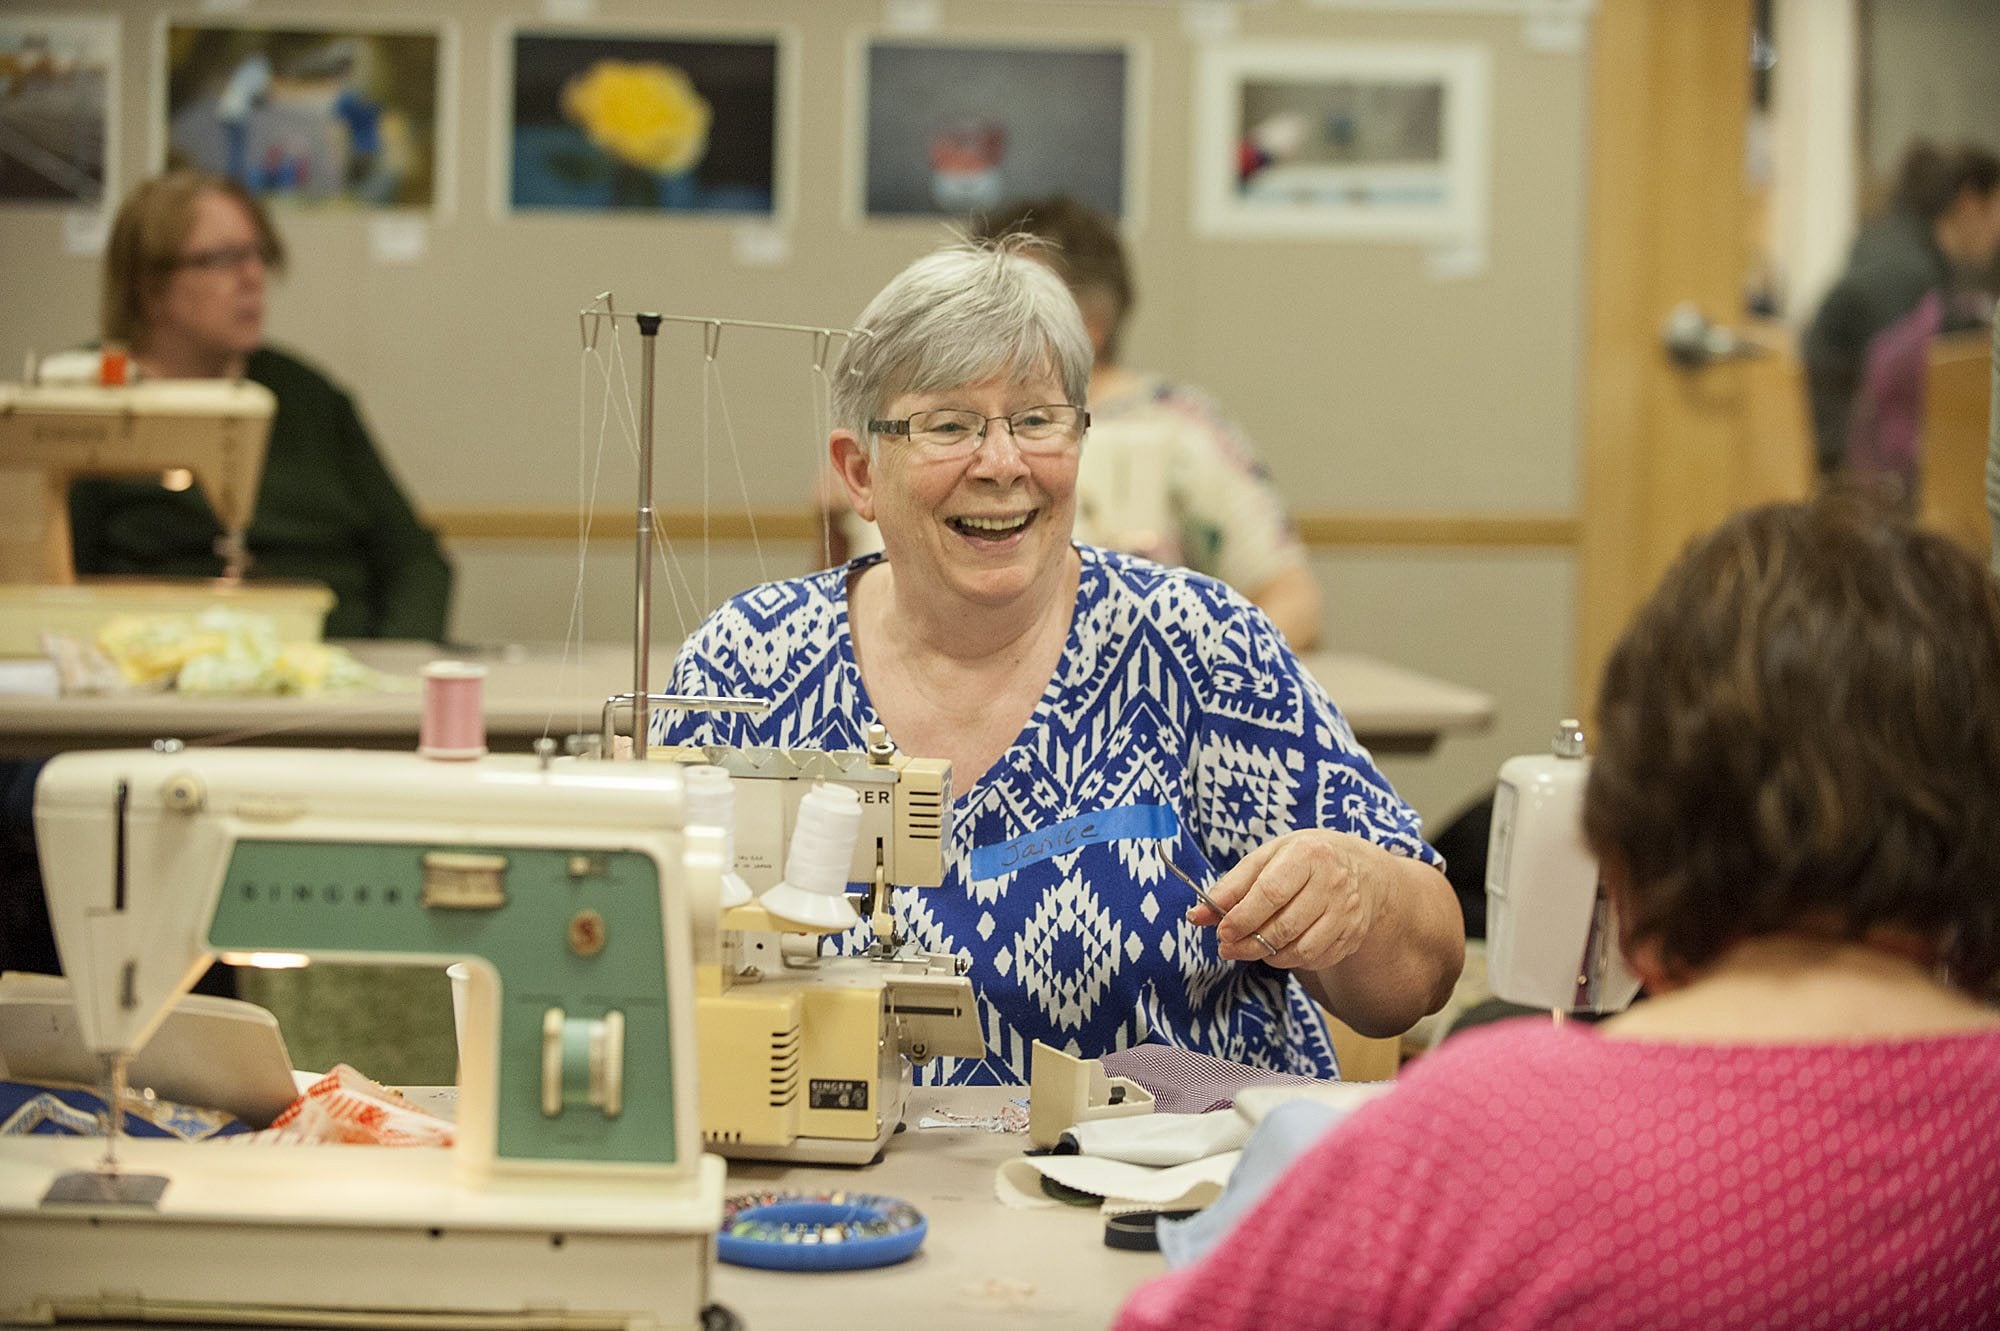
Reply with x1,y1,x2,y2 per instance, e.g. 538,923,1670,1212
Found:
655,546,1443,1084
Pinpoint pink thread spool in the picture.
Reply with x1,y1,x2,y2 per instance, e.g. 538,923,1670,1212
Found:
419,660,487,760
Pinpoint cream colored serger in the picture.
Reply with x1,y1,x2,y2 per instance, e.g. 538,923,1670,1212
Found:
649,730,985,1165
0,746,726,1330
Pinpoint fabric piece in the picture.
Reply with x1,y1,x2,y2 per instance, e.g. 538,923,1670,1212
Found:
1064,1109,1252,1166
242,1064,454,1147
1115,1019,2000,1331
1156,1099,1348,1268
1099,1043,1334,1114
67,346,452,640
996,1149,1241,1214
0,1080,249,1141
658,546,1440,1084
1228,1078,1398,1124
77,608,388,695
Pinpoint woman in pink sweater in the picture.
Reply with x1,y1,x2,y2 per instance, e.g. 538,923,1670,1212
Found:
1115,496,2000,1331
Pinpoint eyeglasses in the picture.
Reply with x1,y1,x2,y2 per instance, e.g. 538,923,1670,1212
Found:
170,243,274,274
868,404,1089,456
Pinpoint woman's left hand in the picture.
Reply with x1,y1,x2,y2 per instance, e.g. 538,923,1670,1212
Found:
1193,829,1387,970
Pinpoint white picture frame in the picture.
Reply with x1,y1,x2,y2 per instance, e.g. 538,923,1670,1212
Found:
1191,41,1490,242
0,13,121,210
494,22,793,225
846,32,1146,227
153,13,456,216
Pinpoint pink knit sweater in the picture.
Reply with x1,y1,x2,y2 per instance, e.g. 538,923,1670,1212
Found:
1114,1019,2000,1330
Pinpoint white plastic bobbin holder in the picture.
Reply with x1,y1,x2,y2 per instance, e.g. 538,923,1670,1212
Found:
681,765,753,907
760,782,863,931
419,660,488,760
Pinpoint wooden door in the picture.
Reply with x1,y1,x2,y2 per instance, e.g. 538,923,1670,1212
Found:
1919,330,1994,562
1576,0,1807,702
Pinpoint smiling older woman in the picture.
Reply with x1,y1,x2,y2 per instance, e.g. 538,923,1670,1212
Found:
656,238,1463,1084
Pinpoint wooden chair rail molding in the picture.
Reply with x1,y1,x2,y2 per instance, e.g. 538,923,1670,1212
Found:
431,508,1582,550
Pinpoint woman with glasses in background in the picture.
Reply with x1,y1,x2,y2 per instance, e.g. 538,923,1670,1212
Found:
19,171,460,1081
655,238,1461,1083
72,170,450,642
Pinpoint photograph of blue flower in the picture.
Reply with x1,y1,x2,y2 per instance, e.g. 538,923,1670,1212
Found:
164,22,441,209
509,30,779,216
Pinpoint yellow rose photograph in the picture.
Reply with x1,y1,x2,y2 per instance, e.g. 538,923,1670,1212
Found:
509,30,778,215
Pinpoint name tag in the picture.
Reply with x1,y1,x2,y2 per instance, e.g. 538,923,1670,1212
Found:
969,804,1179,882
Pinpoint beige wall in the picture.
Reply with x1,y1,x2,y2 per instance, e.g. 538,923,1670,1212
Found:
1862,0,2000,189
0,0,1592,830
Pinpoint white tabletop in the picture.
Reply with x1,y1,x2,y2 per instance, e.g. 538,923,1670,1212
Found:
0,640,1491,757
35,1085,1160,1331
712,1086,1158,1329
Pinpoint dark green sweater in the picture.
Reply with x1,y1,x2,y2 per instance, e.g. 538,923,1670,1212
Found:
68,347,452,640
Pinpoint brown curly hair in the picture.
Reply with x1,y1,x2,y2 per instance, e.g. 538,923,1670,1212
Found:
1582,496,2000,992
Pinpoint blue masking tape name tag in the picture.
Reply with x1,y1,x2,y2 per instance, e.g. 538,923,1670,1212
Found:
970,804,1179,882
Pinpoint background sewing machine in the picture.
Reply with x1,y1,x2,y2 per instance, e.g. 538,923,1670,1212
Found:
0,375,338,659
0,746,726,1330
0,376,273,585
1483,718,1644,1014
646,730,985,1164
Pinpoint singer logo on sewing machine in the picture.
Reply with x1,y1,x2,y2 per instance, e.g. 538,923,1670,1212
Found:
809,1078,869,1111
238,880,407,907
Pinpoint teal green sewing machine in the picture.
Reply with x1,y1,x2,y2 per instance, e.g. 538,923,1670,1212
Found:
0,745,726,1329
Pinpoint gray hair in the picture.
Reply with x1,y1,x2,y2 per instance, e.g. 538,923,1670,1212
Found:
831,236,1093,451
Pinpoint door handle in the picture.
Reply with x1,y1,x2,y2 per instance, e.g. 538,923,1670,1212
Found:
1661,302,1770,368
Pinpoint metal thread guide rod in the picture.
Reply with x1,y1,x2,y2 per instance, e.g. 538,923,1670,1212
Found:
632,311,662,758
578,297,863,758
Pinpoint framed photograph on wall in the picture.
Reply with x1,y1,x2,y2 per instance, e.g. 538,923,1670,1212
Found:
0,14,118,207
1192,42,1489,241
505,27,782,217
159,19,446,210
854,36,1137,222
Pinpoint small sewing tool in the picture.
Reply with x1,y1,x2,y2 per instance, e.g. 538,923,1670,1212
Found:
1161,857,1278,959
